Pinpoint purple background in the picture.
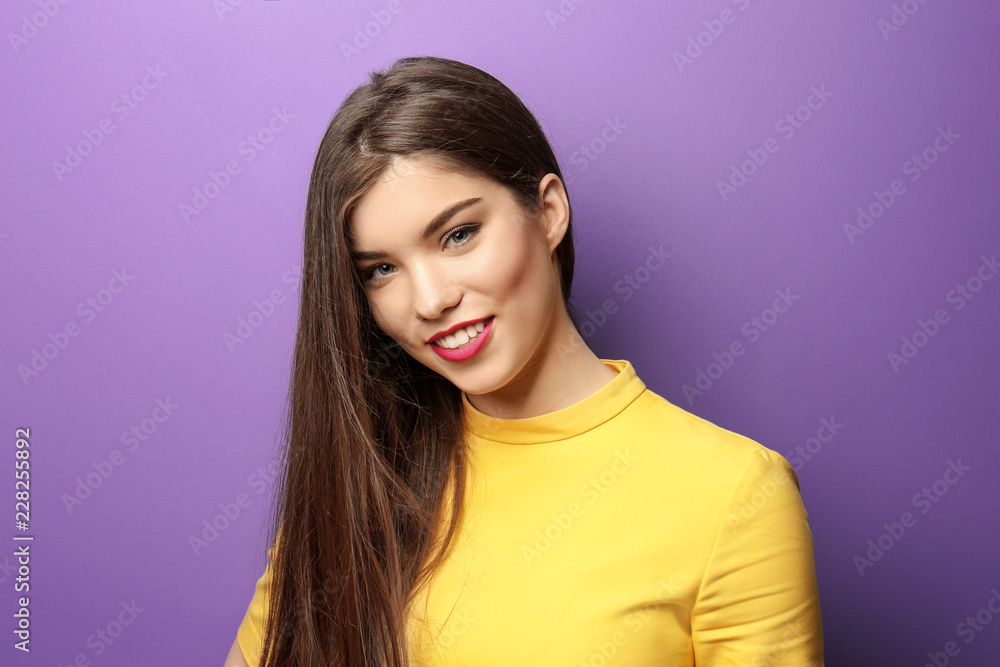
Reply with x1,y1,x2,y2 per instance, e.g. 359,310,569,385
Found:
2,1,998,665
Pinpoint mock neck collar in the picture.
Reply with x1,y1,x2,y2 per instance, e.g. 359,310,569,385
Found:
460,359,646,445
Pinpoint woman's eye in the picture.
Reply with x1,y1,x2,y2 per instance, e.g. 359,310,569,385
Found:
445,224,481,246
363,263,394,285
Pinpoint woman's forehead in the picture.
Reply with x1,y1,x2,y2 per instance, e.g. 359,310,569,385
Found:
352,159,497,228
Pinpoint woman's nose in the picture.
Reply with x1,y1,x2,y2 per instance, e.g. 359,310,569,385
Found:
410,260,461,320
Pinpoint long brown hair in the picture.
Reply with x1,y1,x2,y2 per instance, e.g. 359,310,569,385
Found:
259,55,578,666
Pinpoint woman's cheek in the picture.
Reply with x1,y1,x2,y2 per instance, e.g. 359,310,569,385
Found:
367,298,405,344
479,232,535,297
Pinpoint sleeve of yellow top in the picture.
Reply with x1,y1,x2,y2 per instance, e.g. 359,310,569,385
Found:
236,543,277,667
691,447,825,666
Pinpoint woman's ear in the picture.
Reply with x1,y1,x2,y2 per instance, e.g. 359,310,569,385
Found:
536,173,570,254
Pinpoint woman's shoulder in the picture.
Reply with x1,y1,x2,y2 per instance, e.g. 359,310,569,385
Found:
620,383,794,483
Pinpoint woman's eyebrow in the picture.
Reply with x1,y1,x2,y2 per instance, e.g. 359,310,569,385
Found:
351,197,482,261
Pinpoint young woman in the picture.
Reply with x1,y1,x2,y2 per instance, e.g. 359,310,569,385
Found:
225,56,824,666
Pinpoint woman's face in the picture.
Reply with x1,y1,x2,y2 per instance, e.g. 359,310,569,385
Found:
348,155,567,397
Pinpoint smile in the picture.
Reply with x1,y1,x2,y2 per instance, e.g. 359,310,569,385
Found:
433,319,487,349
430,316,494,361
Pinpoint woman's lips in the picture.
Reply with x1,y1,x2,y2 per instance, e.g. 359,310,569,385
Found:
429,316,494,362
428,316,491,344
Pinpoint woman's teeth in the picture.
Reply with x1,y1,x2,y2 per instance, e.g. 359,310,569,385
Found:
434,320,487,349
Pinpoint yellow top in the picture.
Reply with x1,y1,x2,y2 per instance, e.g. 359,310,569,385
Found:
237,359,824,665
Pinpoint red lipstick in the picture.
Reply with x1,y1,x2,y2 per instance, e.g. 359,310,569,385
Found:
429,316,494,362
